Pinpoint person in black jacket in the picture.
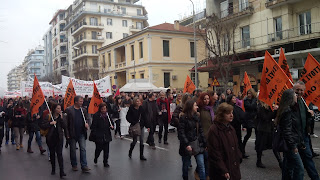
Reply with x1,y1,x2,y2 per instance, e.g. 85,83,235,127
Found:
91,102,114,167
41,103,69,178
243,88,258,157
113,97,123,139
4,98,15,145
126,97,148,160
26,111,46,154
226,95,246,158
0,104,5,152
178,100,206,180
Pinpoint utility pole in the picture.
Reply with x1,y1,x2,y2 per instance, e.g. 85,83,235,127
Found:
189,0,198,89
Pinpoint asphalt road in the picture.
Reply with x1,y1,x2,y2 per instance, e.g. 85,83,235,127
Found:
0,122,319,180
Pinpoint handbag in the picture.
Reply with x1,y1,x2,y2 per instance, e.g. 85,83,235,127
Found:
272,124,288,152
129,114,142,136
189,122,201,156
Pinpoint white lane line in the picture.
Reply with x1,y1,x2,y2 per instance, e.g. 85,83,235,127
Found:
122,137,169,151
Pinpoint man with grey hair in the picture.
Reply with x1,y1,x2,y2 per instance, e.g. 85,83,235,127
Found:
293,81,319,180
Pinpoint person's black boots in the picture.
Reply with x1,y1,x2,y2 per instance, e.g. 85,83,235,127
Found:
51,162,56,175
256,152,266,168
129,143,135,158
60,169,66,178
140,145,147,161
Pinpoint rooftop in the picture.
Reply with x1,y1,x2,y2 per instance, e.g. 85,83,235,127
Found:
149,23,195,33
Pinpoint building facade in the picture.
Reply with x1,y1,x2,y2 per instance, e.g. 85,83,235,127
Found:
64,0,148,81
43,27,53,79
204,0,320,94
7,65,24,91
98,22,208,89
25,46,46,80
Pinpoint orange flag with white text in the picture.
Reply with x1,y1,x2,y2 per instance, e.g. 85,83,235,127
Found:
64,80,76,110
88,82,103,114
259,51,293,108
30,75,45,116
242,71,252,97
299,53,320,108
278,47,293,86
183,75,196,94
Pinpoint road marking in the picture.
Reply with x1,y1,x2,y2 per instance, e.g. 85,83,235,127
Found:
122,137,169,151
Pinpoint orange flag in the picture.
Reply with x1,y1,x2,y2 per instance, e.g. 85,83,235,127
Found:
183,75,196,94
30,75,45,116
88,82,103,114
278,47,293,85
242,71,252,97
259,51,293,108
64,80,76,110
299,53,320,107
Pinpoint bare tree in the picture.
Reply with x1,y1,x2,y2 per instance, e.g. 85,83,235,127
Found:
201,14,238,91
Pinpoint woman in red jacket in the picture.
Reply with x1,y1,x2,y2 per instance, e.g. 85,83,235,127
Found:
207,103,242,180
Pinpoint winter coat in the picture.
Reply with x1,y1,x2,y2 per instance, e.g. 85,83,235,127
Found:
0,106,5,126
230,104,245,137
90,112,113,143
12,107,26,128
178,113,206,156
171,105,183,127
199,108,213,137
41,114,68,147
126,105,147,128
112,104,121,119
157,98,171,123
207,121,242,180
244,97,258,129
26,112,41,132
5,104,14,122
65,106,90,140
142,99,159,126
256,104,276,133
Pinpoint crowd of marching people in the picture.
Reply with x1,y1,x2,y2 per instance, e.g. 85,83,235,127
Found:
0,82,319,180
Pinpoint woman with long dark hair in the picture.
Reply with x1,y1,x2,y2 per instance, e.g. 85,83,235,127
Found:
12,102,26,150
42,103,68,178
126,97,147,161
207,103,242,180
276,89,304,179
178,100,206,180
91,102,114,167
243,88,258,157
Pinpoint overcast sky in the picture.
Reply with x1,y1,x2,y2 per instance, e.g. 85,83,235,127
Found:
0,0,205,91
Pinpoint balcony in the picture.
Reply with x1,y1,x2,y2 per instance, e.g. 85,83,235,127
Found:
72,52,99,61
72,36,104,47
265,0,303,9
267,22,320,43
73,66,99,73
115,61,126,69
71,22,104,36
219,2,253,22
130,25,143,33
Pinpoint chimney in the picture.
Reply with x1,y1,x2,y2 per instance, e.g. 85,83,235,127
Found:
174,20,180,30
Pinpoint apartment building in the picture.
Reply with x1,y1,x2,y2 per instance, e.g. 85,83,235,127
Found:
7,65,24,91
179,9,206,29
50,10,69,83
98,22,208,89
64,0,148,81
204,0,320,94
24,46,46,80
43,27,53,79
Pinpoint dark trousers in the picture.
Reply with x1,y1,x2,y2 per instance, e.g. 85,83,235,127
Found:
114,119,121,136
5,122,14,142
235,129,244,155
243,127,253,152
94,142,110,164
158,116,168,142
49,140,64,171
0,126,4,148
147,121,156,146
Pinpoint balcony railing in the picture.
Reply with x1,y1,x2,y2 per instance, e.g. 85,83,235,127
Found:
71,21,104,34
73,66,99,72
265,0,303,8
220,2,253,20
267,22,320,43
115,61,126,69
130,25,143,31
72,36,104,46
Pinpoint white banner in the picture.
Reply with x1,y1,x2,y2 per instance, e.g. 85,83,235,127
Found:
4,91,21,99
20,81,63,97
61,75,112,97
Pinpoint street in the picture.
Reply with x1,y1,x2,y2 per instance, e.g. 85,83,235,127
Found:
0,122,319,180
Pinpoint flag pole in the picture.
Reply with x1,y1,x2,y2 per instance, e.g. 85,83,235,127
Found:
44,98,56,128
80,107,87,124
106,113,113,127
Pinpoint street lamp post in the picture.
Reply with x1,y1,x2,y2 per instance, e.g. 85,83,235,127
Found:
189,0,198,89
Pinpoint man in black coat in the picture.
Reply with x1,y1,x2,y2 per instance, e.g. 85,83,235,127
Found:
0,105,6,152
65,96,91,173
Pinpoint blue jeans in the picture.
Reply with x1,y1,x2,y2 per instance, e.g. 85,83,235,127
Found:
182,155,191,178
299,134,320,180
28,131,42,147
195,153,206,180
70,135,88,168
282,149,304,180
5,122,14,142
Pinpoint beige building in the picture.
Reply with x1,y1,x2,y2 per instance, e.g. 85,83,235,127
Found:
204,0,320,94
7,65,24,91
64,0,148,81
98,22,208,89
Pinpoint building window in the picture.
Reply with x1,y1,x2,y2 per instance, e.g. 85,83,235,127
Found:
93,59,98,67
274,17,282,40
121,7,126,14
164,72,170,88
137,9,142,15
102,55,106,67
140,73,144,79
132,74,135,79
123,33,129,38
299,11,311,35
190,42,195,58
92,31,97,39
139,42,143,58
163,40,170,57
136,22,143,29
108,53,111,67
106,32,112,39
122,20,128,27
223,34,229,51
107,18,112,26
92,45,97,54
90,17,98,26
191,72,199,84
131,45,135,61
241,26,250,47
126,0,131,3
